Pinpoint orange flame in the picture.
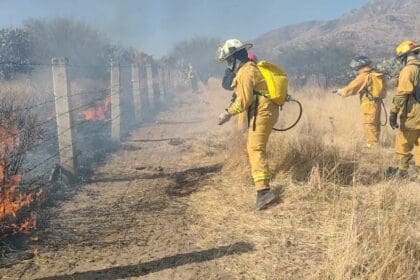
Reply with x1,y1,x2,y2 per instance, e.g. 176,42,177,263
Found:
82,96,111,121
0,125,41,239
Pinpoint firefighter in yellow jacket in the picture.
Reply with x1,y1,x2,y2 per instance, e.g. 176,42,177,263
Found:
335,56,382,147
389,40,420,180
217,39,279,210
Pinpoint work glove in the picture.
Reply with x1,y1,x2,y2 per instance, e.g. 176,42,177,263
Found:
218,110,231,125
332,89,342,96
389,112,399,129
222,68,235,91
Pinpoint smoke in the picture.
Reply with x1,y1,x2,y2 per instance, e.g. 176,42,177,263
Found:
0,0,369,57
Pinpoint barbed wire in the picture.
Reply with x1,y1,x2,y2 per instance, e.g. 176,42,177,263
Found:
8,88,110,116
68,88,110,98
0,61,52,67
23,113,121,176
68,63,132,69
33,93,114,129
0,61,135,69
11,97,56,113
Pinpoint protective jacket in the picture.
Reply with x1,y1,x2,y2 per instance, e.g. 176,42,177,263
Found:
392,58,420,172
340,67,382,145
228,61,279,191
392,59,420,130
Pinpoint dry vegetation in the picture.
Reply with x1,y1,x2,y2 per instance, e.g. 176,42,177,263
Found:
187,82,419,279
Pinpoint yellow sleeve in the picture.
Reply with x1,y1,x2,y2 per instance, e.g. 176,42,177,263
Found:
397,65,416,96
391,65,416,113
228,67,255,115
340,74,367,97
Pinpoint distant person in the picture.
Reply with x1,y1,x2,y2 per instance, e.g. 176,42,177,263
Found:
187,63,198,93
334,56,386,148
389,40,420,180
217,39,279,211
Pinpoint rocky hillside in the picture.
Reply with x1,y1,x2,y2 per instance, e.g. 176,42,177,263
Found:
254,0,420,59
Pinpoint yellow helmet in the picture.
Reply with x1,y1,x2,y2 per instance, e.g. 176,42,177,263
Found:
395,40,420,57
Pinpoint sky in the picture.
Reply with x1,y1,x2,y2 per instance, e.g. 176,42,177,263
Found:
0,0,368,57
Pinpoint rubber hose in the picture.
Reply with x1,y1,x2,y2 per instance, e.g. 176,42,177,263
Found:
273,98,303,132
380,99,388,127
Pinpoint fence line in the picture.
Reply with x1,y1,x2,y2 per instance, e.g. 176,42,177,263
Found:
3,57,176,185
0,54,185,242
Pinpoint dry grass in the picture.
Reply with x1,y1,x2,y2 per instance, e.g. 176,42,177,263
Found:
316,183,419,280
187,85,419,279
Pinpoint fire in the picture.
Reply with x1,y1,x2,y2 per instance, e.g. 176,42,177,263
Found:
0,125,41,239
82,96,111,121
32,248,40,257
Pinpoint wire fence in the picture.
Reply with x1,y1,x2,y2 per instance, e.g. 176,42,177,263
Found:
0,57,182,241
0,52,197,247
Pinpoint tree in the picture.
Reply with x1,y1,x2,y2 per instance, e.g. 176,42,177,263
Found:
170,37,224,83
277,47,357,87
0,28,32,80
24,18,111,79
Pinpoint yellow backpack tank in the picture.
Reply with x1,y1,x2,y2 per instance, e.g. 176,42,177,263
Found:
368,72,387,99
256,61,288,106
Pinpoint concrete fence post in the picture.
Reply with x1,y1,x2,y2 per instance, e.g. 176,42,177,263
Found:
51,57,78,181
158,67,165,103
163,67,169,95
131,63,142,122
146,63,155,109
110,62,121,142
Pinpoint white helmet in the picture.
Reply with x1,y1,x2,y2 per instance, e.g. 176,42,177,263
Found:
217,39,253,62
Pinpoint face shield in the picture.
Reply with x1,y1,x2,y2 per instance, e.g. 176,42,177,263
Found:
349,59,359,69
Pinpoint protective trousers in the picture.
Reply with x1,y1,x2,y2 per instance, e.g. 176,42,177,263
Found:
395,129,420,170
247,98,279,191
361,100,381,146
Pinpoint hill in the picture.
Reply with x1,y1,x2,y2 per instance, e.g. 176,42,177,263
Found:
254,0,420,62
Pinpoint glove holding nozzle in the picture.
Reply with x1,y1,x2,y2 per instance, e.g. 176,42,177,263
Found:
389,111,399,129
332,89,342,96
222,68,235,91
218,109,231,125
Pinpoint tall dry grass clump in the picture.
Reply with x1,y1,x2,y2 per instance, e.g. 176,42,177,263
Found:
269,120,359,184
315,183,419,280
268,86,397,185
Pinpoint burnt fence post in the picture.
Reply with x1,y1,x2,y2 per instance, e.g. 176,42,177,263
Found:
146,63,155,110
131,62,142,122
51,57,78,182
110,61,121,142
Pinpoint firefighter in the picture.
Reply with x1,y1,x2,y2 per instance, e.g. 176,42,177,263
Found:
335,56,385,148
217,39,279,211
389,40,420,180
187,63,198,93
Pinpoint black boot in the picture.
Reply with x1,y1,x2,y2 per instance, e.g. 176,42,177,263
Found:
395,169,409,179
256,189,277,211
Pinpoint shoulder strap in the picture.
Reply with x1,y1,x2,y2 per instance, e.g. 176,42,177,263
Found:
356,72,372,96
413,65,420,102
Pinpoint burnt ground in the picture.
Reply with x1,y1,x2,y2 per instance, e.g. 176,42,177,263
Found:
0,82,251,280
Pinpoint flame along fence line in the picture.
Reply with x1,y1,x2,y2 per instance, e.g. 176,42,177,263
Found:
24,58,177,181
0,56,186,239
10,88,111,114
